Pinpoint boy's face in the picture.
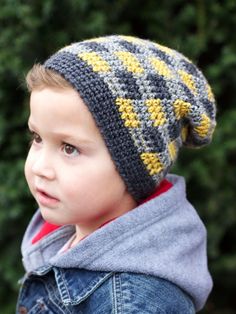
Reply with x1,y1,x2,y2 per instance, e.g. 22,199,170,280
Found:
25,87,136,233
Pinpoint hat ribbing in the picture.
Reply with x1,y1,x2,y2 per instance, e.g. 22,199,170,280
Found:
44,35,216,201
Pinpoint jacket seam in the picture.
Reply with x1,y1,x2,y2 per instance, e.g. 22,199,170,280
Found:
41,277,72,314
54,268,71,303
112,273,123,314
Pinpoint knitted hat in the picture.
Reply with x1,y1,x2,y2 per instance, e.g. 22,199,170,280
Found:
44,35,216,202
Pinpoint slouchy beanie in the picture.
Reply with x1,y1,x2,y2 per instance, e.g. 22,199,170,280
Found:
44,35,216,202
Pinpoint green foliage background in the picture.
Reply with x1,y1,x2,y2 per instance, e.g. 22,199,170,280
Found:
0,0,235,313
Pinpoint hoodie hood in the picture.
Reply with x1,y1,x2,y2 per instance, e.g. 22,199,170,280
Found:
21,174,212,311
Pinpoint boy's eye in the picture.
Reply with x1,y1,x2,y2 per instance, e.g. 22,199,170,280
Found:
34,133,42,143
29,131,42,144
63,143,79,157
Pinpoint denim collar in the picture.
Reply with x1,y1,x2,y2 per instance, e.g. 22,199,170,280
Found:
53,268,113,305
28,265,113,305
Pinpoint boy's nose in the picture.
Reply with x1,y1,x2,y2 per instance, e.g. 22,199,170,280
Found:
31,151,55,180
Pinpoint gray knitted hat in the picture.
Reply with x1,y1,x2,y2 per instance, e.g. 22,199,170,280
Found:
44,35,216,202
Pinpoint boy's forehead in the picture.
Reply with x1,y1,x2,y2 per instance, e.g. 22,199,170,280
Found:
29,88,92,122
28,88,102,140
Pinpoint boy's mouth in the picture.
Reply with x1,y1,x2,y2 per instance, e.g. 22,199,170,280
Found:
35,188,59,206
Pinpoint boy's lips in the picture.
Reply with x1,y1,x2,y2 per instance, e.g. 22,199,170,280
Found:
35,188,59,207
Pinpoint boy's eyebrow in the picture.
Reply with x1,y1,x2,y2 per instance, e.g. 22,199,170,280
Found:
27,120,95,145
52,132,95,145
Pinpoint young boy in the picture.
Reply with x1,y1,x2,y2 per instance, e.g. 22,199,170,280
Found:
17,35,216,313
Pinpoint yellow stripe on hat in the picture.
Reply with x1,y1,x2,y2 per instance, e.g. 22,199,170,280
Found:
140,152,164,175
83,37,108,43
154,43,175,56
145,99,166,126
178,70,197,95
194,114,211,138
168,141,177,161
116,98,140,128
206,84,215,102
119,35,145,45
181,126,189,142
173,99,191,120
114,51,144,74
149,57,173,79
78,52,110,72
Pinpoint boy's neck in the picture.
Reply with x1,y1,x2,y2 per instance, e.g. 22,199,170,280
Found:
73,192,137,245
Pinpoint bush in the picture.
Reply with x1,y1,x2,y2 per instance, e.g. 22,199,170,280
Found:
0,1,235,313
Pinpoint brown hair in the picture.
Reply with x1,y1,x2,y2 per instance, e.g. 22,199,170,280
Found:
26,64,72,91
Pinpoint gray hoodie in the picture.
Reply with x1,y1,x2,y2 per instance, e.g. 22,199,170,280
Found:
21,174,212,311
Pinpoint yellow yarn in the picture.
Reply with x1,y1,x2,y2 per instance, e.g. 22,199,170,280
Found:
140,152,163,175
115,51,144,74
78,52,110,72
154,43,175,56
119,35,145,45
194,114,211,138
116,98,140,128
206,84,215,102
173,99,191,120
149,57,173,79
178,70,197,95
168,141,177,161
181,126,189,142
145,99,166,126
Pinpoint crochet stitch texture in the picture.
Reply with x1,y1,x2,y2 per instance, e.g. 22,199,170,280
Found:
44,35,216,201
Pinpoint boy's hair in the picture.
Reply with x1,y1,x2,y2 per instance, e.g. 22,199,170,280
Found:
27,35,216,202
26,64,72,91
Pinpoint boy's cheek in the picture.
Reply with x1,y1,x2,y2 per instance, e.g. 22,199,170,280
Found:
24,153,33,188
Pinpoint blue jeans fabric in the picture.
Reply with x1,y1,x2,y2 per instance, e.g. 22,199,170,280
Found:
16,267,195,313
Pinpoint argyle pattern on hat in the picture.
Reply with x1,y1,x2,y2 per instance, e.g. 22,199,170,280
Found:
45,35,216,201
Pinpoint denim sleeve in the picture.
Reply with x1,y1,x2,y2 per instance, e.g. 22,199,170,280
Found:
113,273,196,314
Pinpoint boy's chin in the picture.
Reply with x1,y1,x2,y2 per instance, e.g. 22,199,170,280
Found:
39,207,61,226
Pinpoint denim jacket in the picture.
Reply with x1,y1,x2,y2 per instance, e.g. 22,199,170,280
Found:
17,266,195,313
17,175,212,313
